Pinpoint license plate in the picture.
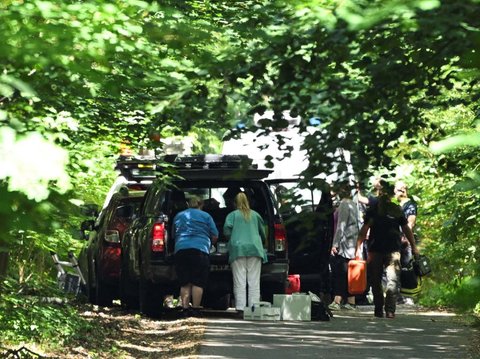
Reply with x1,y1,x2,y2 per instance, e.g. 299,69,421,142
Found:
210,264,230,271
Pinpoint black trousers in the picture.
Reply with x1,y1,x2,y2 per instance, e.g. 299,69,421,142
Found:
330,255,351,298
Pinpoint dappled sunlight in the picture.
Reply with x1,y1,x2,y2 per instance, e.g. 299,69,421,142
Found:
200,308,473,358
71,305,205,358
413,311,457,317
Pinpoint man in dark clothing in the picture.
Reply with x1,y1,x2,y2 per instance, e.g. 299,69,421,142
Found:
356,177,383,208
355,181,419,319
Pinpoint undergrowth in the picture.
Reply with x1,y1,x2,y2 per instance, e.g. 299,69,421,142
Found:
0,277,95,350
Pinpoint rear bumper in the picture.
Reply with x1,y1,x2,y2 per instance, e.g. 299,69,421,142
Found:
261,260,289,285
143,258,289,293
144,260,177,285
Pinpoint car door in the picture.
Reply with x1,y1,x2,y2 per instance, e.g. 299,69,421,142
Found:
266,179,333,290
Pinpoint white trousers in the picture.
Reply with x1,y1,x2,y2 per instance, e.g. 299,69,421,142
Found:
231,256,262,310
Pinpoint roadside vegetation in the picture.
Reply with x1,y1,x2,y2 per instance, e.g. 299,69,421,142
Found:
1,0,479,355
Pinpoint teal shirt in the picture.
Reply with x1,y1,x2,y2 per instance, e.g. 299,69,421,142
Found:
223,209,268,264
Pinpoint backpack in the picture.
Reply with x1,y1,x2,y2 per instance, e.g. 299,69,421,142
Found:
309,291,332,321
400,261,422,296
413,255,432,276
311,301,331,321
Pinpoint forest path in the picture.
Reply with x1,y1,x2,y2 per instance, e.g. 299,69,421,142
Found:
198,304,479,359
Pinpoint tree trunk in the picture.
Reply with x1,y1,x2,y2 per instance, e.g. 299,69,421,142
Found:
0,251,9,285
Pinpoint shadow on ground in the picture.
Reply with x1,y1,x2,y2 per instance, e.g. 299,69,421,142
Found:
199,305,478,359
53,305,204,359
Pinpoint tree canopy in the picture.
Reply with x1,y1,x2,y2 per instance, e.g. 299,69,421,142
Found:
0,0,479,341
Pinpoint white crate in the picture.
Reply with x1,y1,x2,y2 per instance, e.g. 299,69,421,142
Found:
273,293,312,321
243,302,281,321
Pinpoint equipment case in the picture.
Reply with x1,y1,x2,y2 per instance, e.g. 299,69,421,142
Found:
273,293,311,321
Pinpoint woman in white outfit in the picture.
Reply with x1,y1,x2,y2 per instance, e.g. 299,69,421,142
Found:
223,192,268,313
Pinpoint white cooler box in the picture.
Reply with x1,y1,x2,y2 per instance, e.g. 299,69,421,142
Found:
243,301,281,321
273,293,311,321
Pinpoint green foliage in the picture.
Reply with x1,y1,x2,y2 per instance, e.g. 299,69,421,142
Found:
0,1,479,346
420,274,480,315
336,0,441,30
0,279,93,346
383,95,480,314
452,275,480,313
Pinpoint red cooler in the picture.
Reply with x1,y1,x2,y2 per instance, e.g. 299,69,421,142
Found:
285,274,301,294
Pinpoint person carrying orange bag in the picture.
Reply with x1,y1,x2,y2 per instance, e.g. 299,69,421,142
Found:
355,180,419,319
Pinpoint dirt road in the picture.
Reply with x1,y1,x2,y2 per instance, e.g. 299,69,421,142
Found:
37,304,477,358
199,305,479,359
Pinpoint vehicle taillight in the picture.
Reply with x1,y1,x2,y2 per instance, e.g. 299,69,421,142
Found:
151,223,165,252
274,223,286,252
105,230,120,243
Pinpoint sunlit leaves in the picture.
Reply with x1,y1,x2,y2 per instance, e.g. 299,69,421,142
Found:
336,0,441,30
0,75,36,99
0,127,70,201
292,4,337,30
430,133,480,154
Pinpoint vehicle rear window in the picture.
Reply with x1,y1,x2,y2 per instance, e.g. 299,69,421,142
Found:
175,181,271,219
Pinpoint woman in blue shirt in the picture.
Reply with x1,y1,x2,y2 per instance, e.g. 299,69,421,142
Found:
174,196,218,316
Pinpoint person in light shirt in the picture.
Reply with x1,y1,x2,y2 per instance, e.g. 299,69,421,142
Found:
223,193,267,315
329,183,360,311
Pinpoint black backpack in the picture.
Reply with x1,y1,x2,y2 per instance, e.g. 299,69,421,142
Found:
400,261,422,296
413,255,432,276
311,301,332,321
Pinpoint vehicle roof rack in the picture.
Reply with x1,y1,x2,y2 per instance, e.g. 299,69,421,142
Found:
174,154,255,169
115,155,158,182
176,168,272,180
116,153,266,181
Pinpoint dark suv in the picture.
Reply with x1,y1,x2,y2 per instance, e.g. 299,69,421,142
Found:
120,155,289,316
267,178,334,295
77,155,162,306
78,189,145,306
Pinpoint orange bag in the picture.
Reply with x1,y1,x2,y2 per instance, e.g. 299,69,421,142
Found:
348,259,367,295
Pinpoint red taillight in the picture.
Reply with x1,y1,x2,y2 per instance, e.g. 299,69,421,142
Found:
274,223,286,252
151,223,165,252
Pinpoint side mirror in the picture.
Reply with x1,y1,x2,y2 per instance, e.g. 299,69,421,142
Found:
81,203,100,218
